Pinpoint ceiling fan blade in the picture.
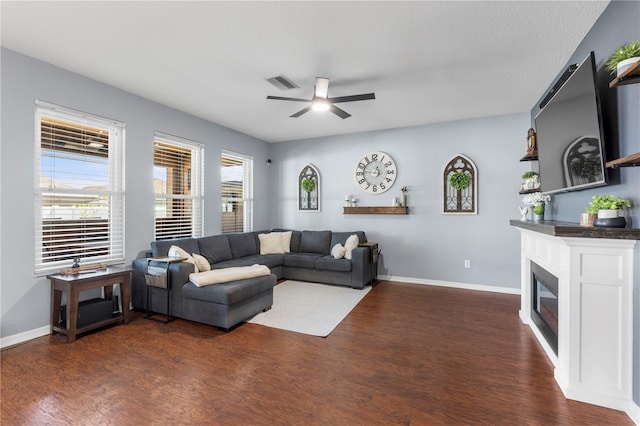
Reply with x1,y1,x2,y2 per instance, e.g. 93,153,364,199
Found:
290,106,312,118
314,77,329,98
267,95,311,102
329,104,351,119
328,93,376,103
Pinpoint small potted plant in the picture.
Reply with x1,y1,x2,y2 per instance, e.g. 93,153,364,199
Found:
522,192,551,221
400,186,408,207
586,195,631,218
605,40,640,76
521,171,540,189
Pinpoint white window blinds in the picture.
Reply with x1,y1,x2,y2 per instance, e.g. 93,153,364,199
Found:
154,133,204,240
34,102,125,275
221,151,253,234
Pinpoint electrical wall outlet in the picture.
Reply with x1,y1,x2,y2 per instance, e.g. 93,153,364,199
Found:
464,260,471,269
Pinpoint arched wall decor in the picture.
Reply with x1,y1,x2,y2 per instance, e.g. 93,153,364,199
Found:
443,154,477,214
298,164,320,212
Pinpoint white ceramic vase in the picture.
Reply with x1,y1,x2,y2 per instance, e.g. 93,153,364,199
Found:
597,209,619,219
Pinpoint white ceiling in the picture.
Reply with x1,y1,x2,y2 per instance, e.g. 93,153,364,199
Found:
1,1,609,143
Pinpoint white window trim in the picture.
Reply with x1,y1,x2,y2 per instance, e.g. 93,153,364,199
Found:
34,101,125,276
154,132,204,240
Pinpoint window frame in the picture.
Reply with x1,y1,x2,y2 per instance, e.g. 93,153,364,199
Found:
34,101,125,276
221,150,253,234
153,132,204,240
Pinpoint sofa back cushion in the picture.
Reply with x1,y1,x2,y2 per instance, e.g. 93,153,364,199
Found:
197,235,233,264
227,232,258,258
330,231,367,248
151,238,199,257
299,230,332,255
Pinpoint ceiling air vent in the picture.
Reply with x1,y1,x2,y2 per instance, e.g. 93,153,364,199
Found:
266,75,299,91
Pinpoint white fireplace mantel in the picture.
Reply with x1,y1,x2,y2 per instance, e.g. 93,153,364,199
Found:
511,220,638,415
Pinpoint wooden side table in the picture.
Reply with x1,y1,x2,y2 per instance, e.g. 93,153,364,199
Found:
48,266,132,343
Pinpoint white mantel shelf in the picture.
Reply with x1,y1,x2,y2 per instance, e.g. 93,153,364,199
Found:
511,219,637,416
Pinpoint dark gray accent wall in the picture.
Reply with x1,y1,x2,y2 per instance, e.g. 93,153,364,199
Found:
0,48,271,338
531,1,639,404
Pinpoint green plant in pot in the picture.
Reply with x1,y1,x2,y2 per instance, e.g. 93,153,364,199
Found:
586,195,631,217
449,172,470,191
605,40,640,76
301,177,315,193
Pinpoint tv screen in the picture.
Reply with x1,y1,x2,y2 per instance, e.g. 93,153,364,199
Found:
534,52,608,194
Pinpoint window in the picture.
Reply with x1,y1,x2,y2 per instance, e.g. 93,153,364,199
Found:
154,133,203,240
221,151,253,233
35,102,125,275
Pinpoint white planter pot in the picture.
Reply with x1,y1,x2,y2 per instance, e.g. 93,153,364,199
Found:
597,209,620,219
617,57,640,76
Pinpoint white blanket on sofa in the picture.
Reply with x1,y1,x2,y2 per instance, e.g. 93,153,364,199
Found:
189,264,271,287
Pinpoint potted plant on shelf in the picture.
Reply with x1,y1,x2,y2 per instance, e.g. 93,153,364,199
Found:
522,192,551,221
605,40,640,76
586,195,632,229
521,171,540,190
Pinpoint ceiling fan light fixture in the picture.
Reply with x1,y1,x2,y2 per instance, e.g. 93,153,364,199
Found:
311,98,330,112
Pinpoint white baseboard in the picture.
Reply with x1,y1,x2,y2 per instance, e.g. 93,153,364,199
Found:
377,275,521,295
1,325,50,349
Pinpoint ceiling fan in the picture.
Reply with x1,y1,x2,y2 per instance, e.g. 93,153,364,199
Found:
267,77,375,119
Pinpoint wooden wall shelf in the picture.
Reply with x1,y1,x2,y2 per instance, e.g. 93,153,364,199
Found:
606,151,640,168
343,206,408,215
609,58,640,88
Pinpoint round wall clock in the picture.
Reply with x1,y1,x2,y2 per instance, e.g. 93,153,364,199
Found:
355,151,397,194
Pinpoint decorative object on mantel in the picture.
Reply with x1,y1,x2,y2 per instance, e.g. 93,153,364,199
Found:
579,212,597,227
522,192,551,221
443,154,477,214
400,186,408,207
519,206,529,221
605,40,640,76
298,164,320,212
526,128,538,156
586,194,632,228
344,194,351,207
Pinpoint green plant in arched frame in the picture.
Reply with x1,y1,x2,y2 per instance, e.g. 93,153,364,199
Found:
301,177,315,193
449,171,470,190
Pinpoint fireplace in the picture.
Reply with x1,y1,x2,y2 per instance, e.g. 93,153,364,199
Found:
530,261,558,355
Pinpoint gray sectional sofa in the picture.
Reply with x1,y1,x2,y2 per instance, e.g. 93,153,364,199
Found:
131,229,374,330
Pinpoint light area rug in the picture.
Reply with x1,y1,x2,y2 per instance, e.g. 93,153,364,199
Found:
247,280,371,337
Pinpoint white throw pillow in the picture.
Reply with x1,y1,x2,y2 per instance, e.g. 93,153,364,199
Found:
259,232,285,255
281,231,292,253
344,234,360,260
192,253,211,272
331,243,346,259
168,245,198,273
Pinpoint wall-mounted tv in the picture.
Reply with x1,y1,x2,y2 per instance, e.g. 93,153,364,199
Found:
534,51,608,194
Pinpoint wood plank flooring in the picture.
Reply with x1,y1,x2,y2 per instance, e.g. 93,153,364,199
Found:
1,281,633,425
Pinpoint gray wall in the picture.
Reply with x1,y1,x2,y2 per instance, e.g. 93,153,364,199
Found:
268,112,528,289
531,1,640,404
0,48,272,338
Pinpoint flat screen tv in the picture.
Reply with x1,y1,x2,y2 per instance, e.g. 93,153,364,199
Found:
534,51,608,194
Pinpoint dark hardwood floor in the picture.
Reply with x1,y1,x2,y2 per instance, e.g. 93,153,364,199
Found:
1,281,633,425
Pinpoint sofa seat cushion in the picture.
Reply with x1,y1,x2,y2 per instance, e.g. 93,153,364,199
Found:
213,254,284,270
182,274,276,305
315,256,352,272
282,253,324,269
